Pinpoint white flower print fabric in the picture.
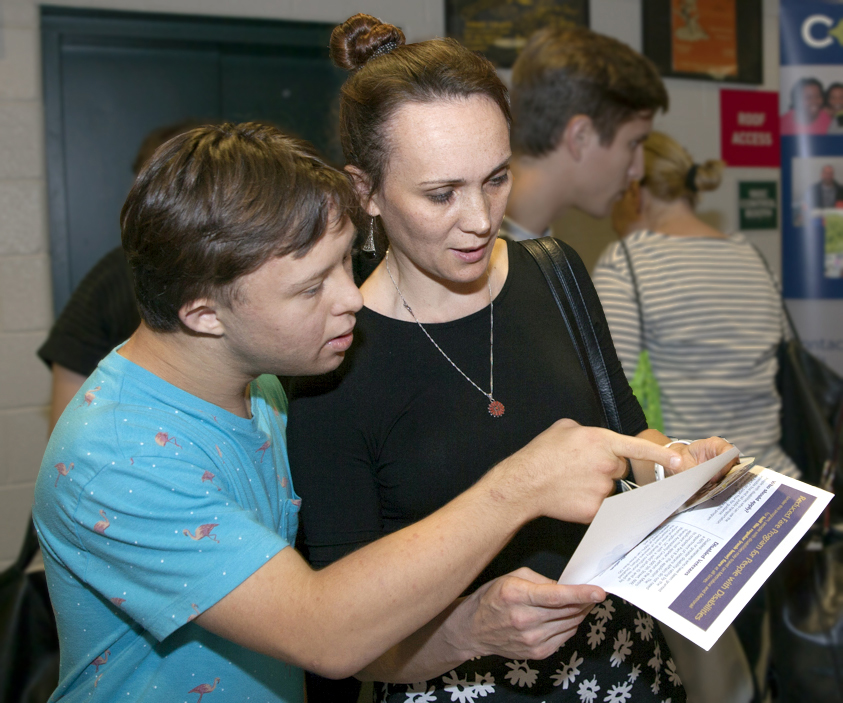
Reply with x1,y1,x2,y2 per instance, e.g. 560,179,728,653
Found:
380,599,686,702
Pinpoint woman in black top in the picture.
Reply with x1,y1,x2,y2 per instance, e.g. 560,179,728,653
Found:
289,13,727,702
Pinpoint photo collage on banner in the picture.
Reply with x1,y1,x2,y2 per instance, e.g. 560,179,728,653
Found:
781,0,843,373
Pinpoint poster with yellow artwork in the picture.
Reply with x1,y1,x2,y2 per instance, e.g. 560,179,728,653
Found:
671,0,738,78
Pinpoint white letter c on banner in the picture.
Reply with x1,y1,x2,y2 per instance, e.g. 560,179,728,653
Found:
803,15,834,49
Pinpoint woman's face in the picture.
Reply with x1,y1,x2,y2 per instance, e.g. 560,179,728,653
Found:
368,95,511,285
797,83,824,122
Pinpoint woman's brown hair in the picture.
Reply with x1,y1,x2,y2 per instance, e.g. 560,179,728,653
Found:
331,13,511,201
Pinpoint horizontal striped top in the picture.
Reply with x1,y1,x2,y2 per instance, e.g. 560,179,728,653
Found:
592,230,798,477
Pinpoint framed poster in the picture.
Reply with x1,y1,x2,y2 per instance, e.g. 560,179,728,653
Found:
446,0,589,68
642,0,762,83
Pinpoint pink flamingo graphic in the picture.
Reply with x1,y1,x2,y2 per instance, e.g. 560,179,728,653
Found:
189,677,220,703
183,523,219,543
110,597,125,607
215,445,224,462
93,510,110,535
187,603,201,622
94,673,103,688
78,386,101,408
130,457,134,465
91,649,110,673
255,439,270,462
201,470,221,491
155,431,181,448
277,474,287,488
54,462,74,487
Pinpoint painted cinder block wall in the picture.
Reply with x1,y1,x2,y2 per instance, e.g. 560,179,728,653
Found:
0,0,781,568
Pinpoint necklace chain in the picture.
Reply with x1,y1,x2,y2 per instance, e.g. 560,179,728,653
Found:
385,249,504,417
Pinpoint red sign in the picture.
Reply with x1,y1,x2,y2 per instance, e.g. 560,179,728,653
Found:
720,89,780,167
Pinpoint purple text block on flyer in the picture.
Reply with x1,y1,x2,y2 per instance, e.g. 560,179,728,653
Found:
668,484,816,630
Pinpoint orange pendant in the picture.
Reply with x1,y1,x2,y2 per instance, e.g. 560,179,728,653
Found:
488,400,505,418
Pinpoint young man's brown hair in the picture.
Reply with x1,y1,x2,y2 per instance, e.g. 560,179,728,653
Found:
121,122,358,332
510,27,668,157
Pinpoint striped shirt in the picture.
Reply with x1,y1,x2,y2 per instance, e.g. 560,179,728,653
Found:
592,229,799,477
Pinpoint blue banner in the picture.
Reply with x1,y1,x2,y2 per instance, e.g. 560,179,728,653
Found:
781,0,843,299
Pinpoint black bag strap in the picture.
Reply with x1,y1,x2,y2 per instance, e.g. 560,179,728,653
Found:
748,243,801,345
520,237,622,433
619,238,646,348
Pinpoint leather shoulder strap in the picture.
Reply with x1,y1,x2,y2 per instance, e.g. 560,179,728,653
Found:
519,237,622,433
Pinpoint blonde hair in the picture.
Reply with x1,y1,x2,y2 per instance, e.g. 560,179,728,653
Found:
642,131,723,206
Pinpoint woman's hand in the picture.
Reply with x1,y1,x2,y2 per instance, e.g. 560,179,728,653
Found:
452,567,605,662
666,436,737,480
632,430,736,484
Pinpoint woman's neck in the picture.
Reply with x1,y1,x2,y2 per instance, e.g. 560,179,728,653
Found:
362,238,509,323
642,195,727,240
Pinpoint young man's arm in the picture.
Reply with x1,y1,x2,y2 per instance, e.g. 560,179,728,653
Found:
197,420,683,679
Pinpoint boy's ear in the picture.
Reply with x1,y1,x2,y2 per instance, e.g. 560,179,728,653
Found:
560,114,596,162
179,299,226,336
344,165,381,218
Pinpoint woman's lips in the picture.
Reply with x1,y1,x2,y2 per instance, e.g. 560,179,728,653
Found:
451,241,490,264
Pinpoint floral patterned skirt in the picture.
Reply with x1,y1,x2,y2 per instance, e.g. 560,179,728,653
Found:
377,598,687,703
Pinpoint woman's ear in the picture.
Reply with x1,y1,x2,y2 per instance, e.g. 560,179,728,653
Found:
345,165,381,218
179,299,225,337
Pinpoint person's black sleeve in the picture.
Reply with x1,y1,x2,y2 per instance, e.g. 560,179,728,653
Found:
563,241,649,437
38,247,141,376
286,366,384,570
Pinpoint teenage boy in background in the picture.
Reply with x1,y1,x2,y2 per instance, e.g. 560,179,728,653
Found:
33,123,689,703
502,27,668,241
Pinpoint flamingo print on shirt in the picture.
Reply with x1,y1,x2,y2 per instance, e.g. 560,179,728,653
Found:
93,510,110,535
155,431,181,448
187,603,201,622
54,462,74,487
189,677,220,702
79,386,101,408
110,597,125,608
200,470,221,491
183,523,219,543
91,650,110,673
255,439,270,462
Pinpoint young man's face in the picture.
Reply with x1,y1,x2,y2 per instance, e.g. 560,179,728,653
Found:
575,113,653,219
217,215,363,378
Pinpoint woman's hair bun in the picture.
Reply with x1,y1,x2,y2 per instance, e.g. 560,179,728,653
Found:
330,13,406,72
693,159,724,193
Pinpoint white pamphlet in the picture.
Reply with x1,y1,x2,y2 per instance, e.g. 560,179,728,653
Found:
559,452,832,650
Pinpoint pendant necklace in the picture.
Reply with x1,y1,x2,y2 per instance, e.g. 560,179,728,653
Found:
385,249,505,418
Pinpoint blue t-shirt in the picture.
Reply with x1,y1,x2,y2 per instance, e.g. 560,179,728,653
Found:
33,350,303,702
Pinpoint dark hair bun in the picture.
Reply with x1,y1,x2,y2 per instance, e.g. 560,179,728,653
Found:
330,13,406,72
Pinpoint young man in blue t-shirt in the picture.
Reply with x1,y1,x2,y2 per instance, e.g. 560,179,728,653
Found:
33,123,689,702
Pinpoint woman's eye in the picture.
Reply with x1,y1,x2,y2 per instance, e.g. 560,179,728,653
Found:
428,190,454,204
303,283,323,297
489,172,510,188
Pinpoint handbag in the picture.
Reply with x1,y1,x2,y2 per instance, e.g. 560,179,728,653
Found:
520,236,622,433
0,518,59,703
619,239,664,433
751,246,843,488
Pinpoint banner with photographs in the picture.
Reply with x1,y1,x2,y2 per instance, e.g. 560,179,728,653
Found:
780,0,843,373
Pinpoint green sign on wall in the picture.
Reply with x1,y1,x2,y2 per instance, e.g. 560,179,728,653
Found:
739,181,778,230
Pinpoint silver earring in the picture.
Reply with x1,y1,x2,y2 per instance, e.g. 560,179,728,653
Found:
362,216,376,254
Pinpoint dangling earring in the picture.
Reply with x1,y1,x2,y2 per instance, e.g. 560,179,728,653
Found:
362,216,376,254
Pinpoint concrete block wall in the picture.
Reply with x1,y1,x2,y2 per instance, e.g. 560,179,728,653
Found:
0,0,782,568
0,0,51,569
